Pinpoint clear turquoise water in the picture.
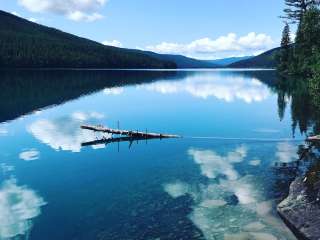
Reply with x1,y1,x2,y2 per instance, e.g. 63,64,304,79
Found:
0,70,303,240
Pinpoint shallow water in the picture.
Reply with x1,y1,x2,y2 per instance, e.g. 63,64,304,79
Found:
0,69,303,240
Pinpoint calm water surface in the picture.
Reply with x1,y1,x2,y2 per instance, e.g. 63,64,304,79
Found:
0,69,304,240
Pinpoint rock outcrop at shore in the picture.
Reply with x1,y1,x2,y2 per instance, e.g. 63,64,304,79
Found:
277,177,320,240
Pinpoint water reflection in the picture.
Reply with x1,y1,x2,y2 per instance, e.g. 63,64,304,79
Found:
28,112,107,152
275,142,298,164
103,87,124,95
143,72,270,103
0,127,8,137
164,146,296,240
0,178,46,240
0,70,184,123
19,149,40,161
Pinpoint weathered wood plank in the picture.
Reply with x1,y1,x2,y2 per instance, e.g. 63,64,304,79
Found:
307,135,320,142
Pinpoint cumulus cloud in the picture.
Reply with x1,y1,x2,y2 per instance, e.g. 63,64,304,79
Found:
102,40,123,48
18,0,107,22
146,32,275,59
28,111,107,152
0,178,46,239
142,72,270,103
11,11,21,17
19,149,40,161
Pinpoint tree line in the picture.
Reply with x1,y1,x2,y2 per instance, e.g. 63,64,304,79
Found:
277,0,320,133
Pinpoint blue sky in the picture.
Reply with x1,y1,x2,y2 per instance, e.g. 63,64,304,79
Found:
0,0,286,59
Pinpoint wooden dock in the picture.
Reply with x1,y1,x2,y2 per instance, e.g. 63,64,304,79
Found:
307,135,320,143
81,125,181,139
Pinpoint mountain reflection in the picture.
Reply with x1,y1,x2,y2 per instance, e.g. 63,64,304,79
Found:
0,70,278,124
0,70,184,124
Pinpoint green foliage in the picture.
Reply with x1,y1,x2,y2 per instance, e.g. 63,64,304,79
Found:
278,6,320,76
0,11,176,69
229,47,280,68
283,0,319,23
309,55,320,108
278,23,292,73
293,7,320,74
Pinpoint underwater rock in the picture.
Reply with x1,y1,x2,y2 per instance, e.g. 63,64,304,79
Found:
225,194,239,206
278,177,320,240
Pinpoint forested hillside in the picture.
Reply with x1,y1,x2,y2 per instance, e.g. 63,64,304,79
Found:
0,10,176,69
228,48,280,68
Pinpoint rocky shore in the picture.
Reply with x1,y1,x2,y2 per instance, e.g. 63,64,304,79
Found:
278,177,320,240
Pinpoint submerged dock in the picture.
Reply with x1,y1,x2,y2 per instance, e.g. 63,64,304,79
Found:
81,125,181,139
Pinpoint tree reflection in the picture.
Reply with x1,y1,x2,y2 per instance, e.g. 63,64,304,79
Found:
273,76,320,136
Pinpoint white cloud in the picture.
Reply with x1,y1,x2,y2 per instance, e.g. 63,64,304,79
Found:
0,178,46,239
19,149,40,161
102,40,123,48
28,112,107,152
142,72,270,103
18,0,107,22
28,17,38,22
68,11,103,22
11,11,21,17
146,32,275,59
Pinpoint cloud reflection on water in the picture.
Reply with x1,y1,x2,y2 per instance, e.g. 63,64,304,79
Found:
28,111,108,152
19,149,40,161
275,142,298,163
163,146,296,240
0,178,46,239
142,73,270,103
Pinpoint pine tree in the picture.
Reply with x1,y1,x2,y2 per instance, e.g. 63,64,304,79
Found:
278,23,292,73
282,0,320,23
281,23,292,48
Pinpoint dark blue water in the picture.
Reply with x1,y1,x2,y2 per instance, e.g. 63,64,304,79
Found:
0,69,301,240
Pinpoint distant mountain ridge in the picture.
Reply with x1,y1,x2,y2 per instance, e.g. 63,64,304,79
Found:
0,10,176,69
228,48,280,68
142,52,220,68
0,10,279,69
206,56,253,67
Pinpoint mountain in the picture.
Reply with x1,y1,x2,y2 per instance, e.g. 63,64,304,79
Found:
0,10,176,69
207,56,253,67
228,48,280,68
142,52,220,68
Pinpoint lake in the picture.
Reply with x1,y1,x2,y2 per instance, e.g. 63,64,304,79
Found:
0,69,305,240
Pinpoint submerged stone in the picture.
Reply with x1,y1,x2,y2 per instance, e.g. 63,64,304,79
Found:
225,194,239,206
